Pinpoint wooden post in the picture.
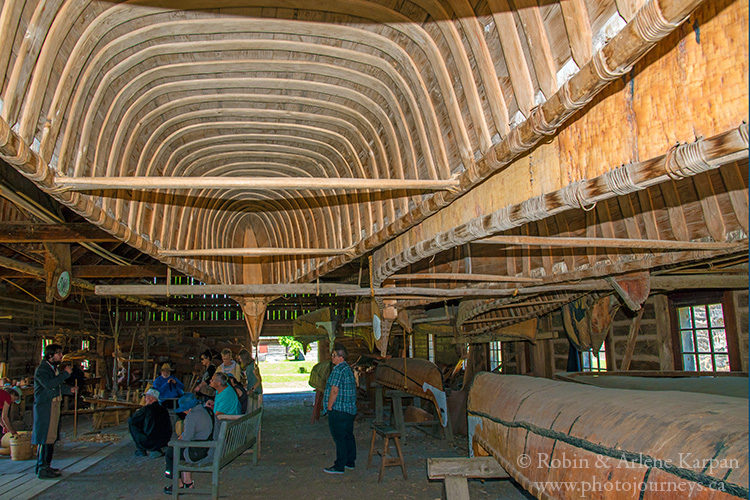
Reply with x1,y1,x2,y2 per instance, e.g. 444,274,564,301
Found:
74,379,78,439
653,295,675,370
620,308,645,371
142,313,150,388
111,300,120,398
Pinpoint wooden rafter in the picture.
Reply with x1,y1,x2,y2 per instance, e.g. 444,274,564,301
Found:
0,222,118,243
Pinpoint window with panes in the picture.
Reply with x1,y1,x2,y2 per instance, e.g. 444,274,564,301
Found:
581,343,607,372
489,341,502,371
677,303,730,371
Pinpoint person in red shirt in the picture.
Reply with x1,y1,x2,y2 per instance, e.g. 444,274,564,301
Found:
1,387,21,438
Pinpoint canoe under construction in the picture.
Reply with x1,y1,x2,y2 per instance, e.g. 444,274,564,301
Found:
468,373,748,500
374,358,448,427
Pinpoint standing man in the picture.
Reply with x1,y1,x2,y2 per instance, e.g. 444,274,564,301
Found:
322,344,357,474
33,343,75,479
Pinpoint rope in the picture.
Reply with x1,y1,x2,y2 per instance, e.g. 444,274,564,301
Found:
633,1,680,44
518,194,549,223
603,164,638,195
592,51,632,81
665,141,712,180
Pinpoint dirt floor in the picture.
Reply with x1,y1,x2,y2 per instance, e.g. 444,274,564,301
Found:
35,392,533,499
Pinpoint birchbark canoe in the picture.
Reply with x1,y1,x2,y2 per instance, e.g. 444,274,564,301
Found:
375,358,448,427
468,373,748,499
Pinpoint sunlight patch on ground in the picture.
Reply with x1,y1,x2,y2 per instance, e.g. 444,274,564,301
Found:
259,360,316,394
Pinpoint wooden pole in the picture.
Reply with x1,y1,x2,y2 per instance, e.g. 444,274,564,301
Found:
54,176,460,192
476,234,745,251
74,379,78,439
384,273,542,283
159,247,354,258
142,313,150,388
94,274,748,298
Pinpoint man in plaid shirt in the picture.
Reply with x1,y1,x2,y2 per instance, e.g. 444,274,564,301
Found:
322,344,357,474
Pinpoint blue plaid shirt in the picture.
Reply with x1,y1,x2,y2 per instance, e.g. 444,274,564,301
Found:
323,361,357,415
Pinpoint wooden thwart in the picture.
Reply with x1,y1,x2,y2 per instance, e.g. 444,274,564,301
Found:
55,176,460,192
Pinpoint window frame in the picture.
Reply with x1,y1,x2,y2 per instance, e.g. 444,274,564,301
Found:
580,342,609,372
489,340,502,372
668,291,741,372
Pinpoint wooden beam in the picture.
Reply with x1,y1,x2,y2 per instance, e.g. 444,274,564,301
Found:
453,330,559,344
0,222,117,242
159,247,354,258
72,265,168,278
0,254,172,311
476,234,745,251
95,282,611,297
383,273,542,283
55,176,460,192
95,273,748,298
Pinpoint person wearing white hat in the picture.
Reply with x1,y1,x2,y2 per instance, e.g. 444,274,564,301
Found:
128,388,172,457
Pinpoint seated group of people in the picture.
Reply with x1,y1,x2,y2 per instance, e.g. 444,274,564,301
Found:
127,347,263,494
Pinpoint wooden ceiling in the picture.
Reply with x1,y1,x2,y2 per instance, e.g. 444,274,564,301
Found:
0,0,747,344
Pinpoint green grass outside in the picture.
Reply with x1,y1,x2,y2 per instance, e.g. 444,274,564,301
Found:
259,360,316,389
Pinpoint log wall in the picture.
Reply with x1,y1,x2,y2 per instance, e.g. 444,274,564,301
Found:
501,288,750,376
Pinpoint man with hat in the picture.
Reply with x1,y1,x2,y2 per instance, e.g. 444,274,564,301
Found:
128,388,172,457
164,393,215,494
0,386,21,439
152,363,184,408
33,343,76,479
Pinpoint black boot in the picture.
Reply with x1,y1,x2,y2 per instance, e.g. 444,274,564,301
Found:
44,445,61,475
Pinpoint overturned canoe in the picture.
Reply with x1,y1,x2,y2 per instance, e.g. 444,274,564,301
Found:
375,358,447,427
468,373,748,500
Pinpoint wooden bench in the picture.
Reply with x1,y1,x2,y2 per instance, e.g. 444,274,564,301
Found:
367,424,407,482
169,407,263,499
427,457,509,500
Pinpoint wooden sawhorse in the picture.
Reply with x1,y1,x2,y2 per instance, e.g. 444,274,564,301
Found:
367,424,407,482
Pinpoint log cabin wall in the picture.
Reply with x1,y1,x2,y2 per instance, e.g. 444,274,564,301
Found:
0,297,100,381
500,288,749,376
732,290,749,372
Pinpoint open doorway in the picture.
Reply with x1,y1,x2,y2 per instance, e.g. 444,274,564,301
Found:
257,338,318,394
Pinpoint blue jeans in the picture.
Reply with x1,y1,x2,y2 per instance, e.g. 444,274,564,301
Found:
328,410,356,470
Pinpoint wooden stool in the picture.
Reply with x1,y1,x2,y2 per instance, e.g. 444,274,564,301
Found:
367,424,407,482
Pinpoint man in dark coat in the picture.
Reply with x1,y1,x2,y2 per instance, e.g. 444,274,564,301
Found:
33,343,75,479
128,388,172,457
